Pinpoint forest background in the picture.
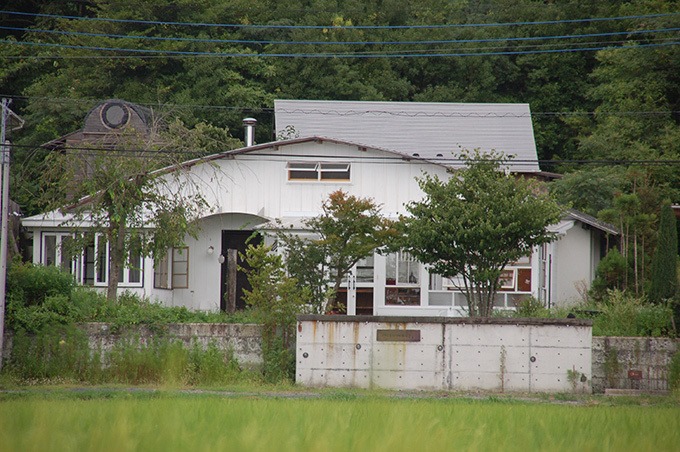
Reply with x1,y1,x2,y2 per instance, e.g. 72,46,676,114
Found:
1,0,680,298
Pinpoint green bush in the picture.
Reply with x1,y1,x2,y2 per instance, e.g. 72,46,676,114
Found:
591,290,673,337
515,297,548,317
240,243,310,382
6,261,74,306
590,248,627,300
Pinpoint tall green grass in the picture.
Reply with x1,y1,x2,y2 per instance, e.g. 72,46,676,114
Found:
1,395,678,452
3,326,244,387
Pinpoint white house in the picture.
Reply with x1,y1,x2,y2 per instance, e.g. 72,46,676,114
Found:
22,100,617,315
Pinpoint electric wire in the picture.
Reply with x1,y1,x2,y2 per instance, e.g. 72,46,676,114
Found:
3,37,680,57
1,9,678,30
3,24,678,46
6,143,680,167
2,93,679,117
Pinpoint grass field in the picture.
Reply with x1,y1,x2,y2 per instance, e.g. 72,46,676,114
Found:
1,391,678,452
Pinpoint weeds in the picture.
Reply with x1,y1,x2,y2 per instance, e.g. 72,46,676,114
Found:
588,290,673,337
6,325,102,383
4,329,244,387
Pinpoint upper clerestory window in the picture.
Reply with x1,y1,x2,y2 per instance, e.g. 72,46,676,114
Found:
288,162,350,181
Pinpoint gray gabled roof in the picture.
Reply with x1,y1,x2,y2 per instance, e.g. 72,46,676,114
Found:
275,100,540,173
566,208,620,236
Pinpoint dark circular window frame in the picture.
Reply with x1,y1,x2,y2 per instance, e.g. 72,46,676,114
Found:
101,102,131,129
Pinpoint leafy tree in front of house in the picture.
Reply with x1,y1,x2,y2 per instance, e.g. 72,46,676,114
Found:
40,117,240,300
275,190,400,314
402,151,564,317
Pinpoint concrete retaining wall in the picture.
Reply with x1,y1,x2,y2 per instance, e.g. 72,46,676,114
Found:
3,322,263,368
5,321,678,394
296,316,593,393
591,336,679,393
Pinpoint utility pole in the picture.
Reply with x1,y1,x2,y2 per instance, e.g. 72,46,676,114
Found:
0,98,24,371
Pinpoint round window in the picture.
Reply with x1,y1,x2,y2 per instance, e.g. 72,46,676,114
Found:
101,102,130,129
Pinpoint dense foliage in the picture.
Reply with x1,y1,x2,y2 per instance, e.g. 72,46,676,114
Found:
3,261,256,385
403,152,564,317
649,200,678,303
274,190,399,313
240,243,310,381
5,261,251,333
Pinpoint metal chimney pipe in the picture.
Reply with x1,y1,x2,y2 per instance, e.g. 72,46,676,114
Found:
242,118,257,147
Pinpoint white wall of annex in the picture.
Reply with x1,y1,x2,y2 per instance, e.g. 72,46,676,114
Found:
551,224,593,306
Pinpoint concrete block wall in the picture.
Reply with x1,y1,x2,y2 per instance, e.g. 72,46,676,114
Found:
5,322,679,394
296,316,593,393
591,336,679,393
3,322,264,368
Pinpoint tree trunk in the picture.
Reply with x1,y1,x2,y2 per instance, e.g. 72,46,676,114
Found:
106,220,127,301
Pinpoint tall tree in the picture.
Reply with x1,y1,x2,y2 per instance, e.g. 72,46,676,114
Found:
648,199,678,303
403,151,564,317
41,115,240,300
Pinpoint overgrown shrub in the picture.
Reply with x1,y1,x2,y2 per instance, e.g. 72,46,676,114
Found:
590,290,673,337
6,285,254,334
515,297,548,317
241,243,310,382
6,261,74,306
590,248,627,300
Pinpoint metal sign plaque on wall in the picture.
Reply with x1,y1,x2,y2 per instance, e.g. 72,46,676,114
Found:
376,329,421,342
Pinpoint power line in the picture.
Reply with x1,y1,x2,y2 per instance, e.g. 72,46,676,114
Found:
2,94,679,117
4,33,677,58
3,37,679,57
39,0,583,14
7,143,680,167
1,9,678,30
3,24,678,46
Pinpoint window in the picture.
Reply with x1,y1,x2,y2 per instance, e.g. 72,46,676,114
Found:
95,236,107,285
42,233,143,287
41,233,74,272
154,250,171,289
386,251,420,286
172,247,189,289
385,251,421,306
288,162,318,180
119,241,142,284
288,162,350,181
355,255,374,283
153,247,190,289
320,163,350,180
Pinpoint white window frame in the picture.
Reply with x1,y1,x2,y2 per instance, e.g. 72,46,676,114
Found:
41,232,143,288
88,234,144,288
385,251,422,306
287,161,351,182
40,232,73,271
